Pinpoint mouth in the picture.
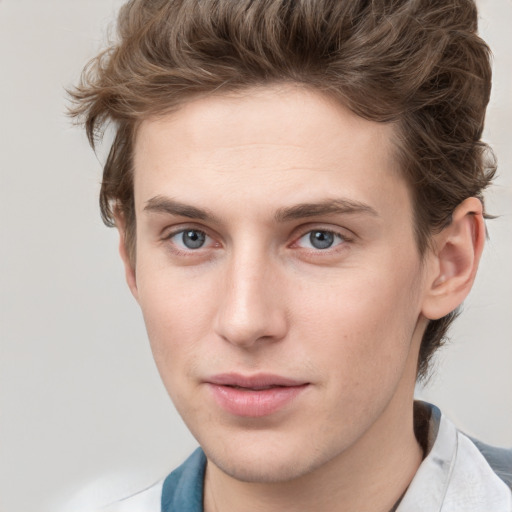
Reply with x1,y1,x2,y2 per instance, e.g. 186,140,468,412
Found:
205,373,310,417
224,384,287,390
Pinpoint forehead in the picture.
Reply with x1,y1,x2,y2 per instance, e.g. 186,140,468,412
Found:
132,85,409,221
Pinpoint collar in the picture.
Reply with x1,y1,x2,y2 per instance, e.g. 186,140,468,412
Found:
397,401,511,511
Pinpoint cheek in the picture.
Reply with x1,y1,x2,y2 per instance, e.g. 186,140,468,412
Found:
291,283,419,441
135,264,218,366
293,264,423,381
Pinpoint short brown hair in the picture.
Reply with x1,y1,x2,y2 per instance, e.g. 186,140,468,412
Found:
69,0,495,380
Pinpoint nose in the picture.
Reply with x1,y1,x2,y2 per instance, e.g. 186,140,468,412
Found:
213,250,288,349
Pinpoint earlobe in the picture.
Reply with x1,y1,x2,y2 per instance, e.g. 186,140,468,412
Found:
422,197,485,320
115,214,139,302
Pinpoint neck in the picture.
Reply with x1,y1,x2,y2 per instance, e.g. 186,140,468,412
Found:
204,394,423,512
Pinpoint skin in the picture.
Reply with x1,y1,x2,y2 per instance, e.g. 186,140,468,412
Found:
118,85,485,512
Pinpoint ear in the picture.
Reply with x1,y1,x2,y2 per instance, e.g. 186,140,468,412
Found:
114,212,139,302
421,197,485,320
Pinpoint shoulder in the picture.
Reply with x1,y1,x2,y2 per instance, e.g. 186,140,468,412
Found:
446,429,512,510
415,400,511,488
100,480,164,512
59,449,205,512
468,437,512,491
100,449,206,512
399,401,512,512
59,475,164,512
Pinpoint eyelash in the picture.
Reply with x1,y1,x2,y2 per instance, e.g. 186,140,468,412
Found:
162,226,353,257
163,227,218,257
292,229,350,252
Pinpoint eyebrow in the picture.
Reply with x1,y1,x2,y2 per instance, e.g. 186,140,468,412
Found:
143,196,378,223
274,199,379,222
144,196,221,223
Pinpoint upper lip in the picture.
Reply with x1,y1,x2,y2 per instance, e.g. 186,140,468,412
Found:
206,373,308,389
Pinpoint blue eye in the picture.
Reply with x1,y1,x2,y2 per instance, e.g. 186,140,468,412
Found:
309,231,334,249
297,230,344,250
171,229,208,250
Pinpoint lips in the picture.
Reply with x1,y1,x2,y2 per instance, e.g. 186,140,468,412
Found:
205,373,309,417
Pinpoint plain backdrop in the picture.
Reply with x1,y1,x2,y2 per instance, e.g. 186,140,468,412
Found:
0,1,510,511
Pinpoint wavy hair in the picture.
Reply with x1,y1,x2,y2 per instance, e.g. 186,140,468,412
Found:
69,0,495,380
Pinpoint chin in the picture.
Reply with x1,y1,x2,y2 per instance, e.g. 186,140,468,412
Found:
210,452,317,484
201,429,334,484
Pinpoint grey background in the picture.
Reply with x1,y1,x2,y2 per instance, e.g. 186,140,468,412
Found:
0,1,510,511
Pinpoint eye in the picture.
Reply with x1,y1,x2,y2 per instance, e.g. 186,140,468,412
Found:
296,230,345,250
169,229,210,250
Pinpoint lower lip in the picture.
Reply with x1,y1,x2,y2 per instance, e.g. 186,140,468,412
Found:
207,383,309,417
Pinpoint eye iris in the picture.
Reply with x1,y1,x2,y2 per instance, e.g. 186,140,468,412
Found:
182,230,206,249
310,231,334,249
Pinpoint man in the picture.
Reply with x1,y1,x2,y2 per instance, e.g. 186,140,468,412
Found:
70,0,512,510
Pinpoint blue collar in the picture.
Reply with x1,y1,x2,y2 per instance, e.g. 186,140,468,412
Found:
161,447,206,512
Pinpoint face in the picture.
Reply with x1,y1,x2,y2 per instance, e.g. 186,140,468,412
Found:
127,86,430,483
